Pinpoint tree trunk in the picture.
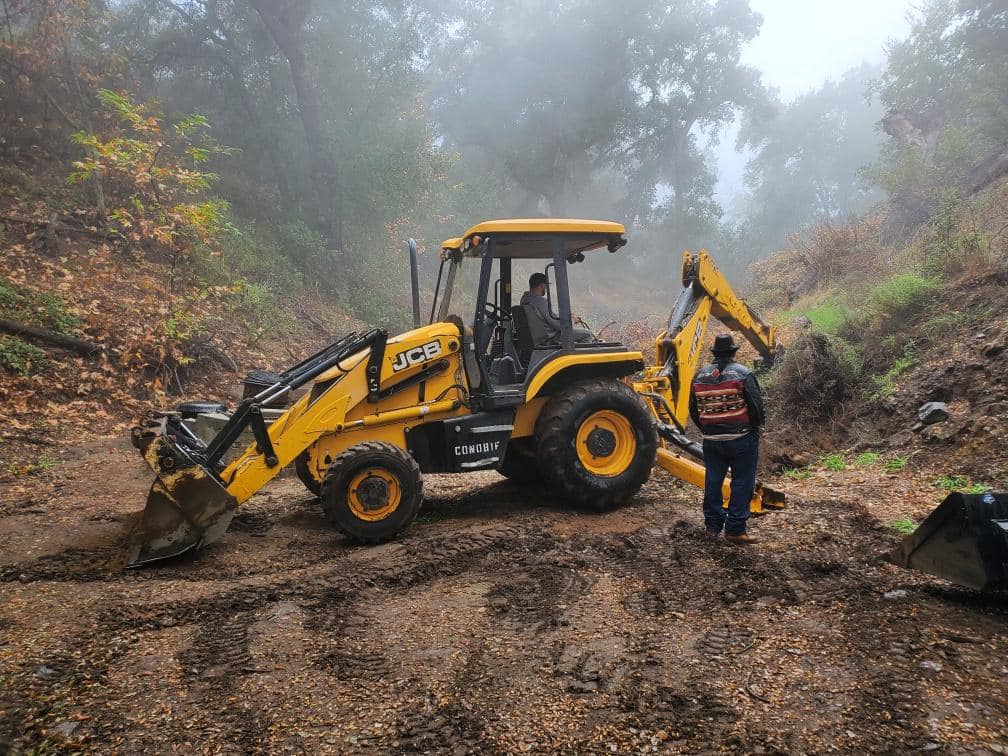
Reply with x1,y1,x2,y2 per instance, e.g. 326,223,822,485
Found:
249,0,342,248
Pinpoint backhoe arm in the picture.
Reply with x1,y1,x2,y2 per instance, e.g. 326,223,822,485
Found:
643,250,776,429
633,249,784,514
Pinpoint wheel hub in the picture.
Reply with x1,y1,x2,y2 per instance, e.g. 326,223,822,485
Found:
355,475,391,511
585,426,617,457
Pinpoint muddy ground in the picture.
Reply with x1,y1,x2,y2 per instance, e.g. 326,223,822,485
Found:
1,438,1006,754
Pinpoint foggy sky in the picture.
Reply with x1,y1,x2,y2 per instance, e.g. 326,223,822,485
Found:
714,0,916,209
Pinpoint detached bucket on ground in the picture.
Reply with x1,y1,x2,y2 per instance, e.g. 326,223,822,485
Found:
887,492,1008,591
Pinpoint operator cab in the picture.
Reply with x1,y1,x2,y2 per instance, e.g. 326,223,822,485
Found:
425,220,634,408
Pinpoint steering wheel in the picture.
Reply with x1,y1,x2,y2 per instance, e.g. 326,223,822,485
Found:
482,301,509,325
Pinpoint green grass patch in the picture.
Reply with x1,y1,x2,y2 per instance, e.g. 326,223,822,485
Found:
0,336,47,375
870,349,917,398
888,517,917,535
931,474,990,494
7,455,58,476
783,467,812,480
883,456,908,472
820,453,847,471
854,452,881,466
781,298,851,334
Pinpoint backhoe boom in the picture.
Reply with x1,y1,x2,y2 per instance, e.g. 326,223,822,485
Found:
634,249,784,514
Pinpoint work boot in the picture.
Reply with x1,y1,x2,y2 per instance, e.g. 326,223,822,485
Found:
725,532,759,545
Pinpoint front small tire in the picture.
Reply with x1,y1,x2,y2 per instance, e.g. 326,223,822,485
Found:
320,441,422,543
536,379,657,511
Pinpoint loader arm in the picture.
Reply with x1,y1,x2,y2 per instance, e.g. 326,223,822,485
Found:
633,249,784,514
128,323,469,566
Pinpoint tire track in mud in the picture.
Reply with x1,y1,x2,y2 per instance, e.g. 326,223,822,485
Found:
6,491,1002,752
2,523,528,751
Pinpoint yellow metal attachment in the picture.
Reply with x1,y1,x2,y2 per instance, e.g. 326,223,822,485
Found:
347,467,402,522
575,409,636,477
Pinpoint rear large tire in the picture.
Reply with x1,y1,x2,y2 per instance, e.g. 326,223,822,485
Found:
536,379,657,511
498,438,543,484
320,441,423,543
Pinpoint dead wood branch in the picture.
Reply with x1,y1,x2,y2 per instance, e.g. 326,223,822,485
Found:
0,318,105,356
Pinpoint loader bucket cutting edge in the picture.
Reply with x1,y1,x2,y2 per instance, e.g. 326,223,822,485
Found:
126,438,238,568
886,492,1008,591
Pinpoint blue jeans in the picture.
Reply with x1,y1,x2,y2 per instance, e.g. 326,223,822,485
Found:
702,433,759,536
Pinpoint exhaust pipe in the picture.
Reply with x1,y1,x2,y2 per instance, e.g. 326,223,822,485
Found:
408,238,421,328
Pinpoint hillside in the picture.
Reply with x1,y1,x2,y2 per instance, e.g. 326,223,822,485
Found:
751,180,1008,491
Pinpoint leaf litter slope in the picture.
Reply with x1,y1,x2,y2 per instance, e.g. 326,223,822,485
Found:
0,452,1006,753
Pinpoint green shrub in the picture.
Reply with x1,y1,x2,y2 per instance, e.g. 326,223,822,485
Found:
854,452,881,466
0,336,47,375
932,474,969,490
208,223,304,293
821,453,847,471
771,331,862,419
0,283,80,335
230,280,295,336
867,273,939,323
888,517,917,535
883,456,908,471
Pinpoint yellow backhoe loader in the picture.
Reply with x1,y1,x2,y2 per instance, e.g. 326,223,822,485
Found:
128,219,783,567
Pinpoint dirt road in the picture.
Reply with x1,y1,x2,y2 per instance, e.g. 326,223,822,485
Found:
1,438,1006,753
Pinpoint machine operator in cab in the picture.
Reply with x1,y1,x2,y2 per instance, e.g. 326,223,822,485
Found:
689,334,766,544
520,272,593,344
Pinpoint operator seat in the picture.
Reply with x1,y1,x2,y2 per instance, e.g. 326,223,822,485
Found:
511,304,554,366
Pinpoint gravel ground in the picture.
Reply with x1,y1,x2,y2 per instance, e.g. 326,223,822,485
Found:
1,437,1006,754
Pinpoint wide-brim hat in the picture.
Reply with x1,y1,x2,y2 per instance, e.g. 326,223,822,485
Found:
711,334,739,355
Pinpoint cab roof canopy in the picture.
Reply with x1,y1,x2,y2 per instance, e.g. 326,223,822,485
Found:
460,218,627,259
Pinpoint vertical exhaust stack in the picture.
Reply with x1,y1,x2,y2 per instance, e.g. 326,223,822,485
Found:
887,492,1008,591
408,238,421,328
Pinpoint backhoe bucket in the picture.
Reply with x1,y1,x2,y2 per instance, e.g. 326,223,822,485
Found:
886,492,1008,591
126,430,238,568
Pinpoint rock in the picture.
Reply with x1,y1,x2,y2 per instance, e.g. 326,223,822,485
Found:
883,589,908,599
918,402,950,425
51,721,78,738
794,316,812,330
920,661,943,673
33,665,57,679
921,742,941,751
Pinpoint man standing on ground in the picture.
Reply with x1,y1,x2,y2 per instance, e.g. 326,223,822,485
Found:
689,334,765,544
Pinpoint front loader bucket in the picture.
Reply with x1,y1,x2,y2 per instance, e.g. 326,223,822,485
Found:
886,492,1008,591
126,433,238,568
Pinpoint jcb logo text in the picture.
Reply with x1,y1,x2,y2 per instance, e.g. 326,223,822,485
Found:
392,340,442,372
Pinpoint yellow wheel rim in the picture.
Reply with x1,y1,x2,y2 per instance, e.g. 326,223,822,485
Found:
347,468,401,521
575,409,637,477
